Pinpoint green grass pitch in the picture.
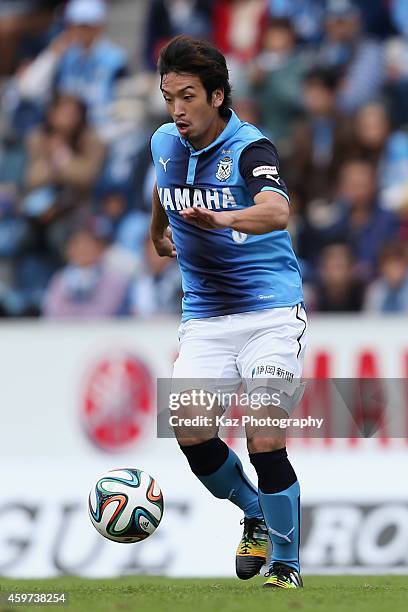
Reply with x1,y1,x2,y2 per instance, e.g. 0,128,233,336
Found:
1,576,407,612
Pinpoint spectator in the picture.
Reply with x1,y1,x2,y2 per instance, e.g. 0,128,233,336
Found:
247,17,309,151
270,1,394,44
5,30,77,139
94,136,158,261
43,218,131,317
25,93,105,216
0,184,27,260
58,0,128,135
267,0,326,44
17,93,105,312
293,0,395,43
95,186,150,260
317,0,384,112
348,102,408,213
0,131,27,186
299,160,400,278
144,0,213,71
127,235,182,317
95,119,153,218
11,0,129,139
287,67,354,204
0,1,61,75
384,37,408,127
384,1,408,126
364,242,408,313
0,184,30,316
312,243,364,312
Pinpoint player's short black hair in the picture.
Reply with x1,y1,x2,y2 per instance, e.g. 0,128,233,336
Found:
158,35,232,118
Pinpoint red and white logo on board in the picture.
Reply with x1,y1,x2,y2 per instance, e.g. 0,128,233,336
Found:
81,353,154,452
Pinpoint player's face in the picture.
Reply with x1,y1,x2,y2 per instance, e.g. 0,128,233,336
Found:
161,72,224,146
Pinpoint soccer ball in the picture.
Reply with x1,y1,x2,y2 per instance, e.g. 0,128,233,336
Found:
88,468,164,543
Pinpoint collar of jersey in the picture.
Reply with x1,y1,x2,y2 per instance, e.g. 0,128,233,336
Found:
179,109,241,156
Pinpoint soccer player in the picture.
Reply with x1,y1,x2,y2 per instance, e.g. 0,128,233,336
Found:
150,35,307,589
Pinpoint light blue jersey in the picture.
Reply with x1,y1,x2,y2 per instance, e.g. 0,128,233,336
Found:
151,110,303,321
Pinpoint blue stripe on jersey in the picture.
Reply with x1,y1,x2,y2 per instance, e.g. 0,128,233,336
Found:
151,110,303,321
261,186,291,203
186,156,198,185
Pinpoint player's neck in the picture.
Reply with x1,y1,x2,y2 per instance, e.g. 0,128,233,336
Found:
189,115,228,150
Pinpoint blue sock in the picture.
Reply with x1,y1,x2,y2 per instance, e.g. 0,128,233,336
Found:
258,481,300,572
199,448,262,518
180,439,262,518
250,448,301,572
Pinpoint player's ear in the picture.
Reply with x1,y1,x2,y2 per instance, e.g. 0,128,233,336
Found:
212,88,224,109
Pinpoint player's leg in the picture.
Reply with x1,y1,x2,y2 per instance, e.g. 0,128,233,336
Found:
177,434,268,579
178,430,268,579
172,316,263,523
248,435,303,588
175,418,268,580
178,437,262,520
237,304,307,588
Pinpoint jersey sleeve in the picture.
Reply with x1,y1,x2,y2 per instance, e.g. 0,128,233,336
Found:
239,138,290,202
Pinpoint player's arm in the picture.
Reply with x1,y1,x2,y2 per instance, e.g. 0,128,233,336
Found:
180,190,288,234
235,190,288,233
150,182,177,257
180,139,289,234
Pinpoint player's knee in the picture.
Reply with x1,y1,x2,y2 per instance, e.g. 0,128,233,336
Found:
246,436,285,454
178,437,229,477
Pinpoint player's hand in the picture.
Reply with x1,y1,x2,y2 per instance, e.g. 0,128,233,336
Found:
152,227,177,258
179,207,233,230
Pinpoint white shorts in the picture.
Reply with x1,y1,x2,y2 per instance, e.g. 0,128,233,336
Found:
172,304,307,414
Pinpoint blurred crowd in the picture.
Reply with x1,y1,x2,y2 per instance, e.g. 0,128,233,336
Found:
1,0,408,318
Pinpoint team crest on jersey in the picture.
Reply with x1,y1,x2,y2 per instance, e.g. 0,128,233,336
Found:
216,156,233,181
